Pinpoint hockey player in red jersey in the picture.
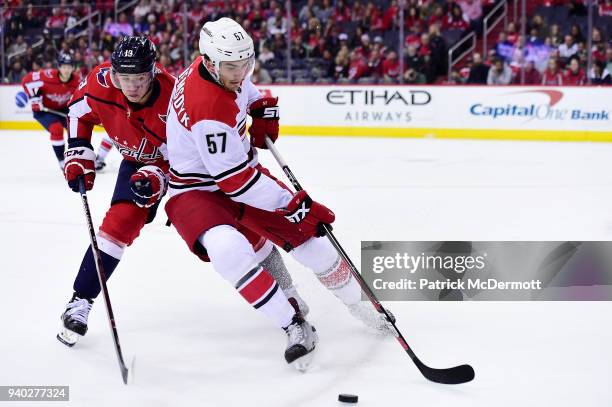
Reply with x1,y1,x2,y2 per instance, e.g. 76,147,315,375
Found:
20,53,111,171
165,18,392,369
21,53,81,169
57,36,311,348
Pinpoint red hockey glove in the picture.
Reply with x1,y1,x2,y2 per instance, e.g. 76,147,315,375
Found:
30,96,42,112
276,190,335,238
64,140,96,192
129,165,168,208
248,97,279,149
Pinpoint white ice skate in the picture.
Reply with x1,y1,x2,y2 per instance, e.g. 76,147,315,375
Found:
284,315,318,372
57,294,93,347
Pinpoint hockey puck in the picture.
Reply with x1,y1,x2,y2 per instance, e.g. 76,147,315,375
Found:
338,394,358,403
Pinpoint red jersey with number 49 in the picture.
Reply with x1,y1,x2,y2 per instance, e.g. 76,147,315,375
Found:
21,69,81,111
68,62,175,169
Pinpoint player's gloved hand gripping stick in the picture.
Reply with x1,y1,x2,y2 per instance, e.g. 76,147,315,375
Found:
264,137,475,385
76,177,134,384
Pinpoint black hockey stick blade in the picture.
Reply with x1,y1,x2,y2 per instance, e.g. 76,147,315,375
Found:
121,365,129,384
414,357,475,384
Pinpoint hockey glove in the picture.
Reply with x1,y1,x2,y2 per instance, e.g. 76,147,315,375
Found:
276,190,335,238
64,139,96,192
129,165,168,208
30,96,43,112
248,97,279,149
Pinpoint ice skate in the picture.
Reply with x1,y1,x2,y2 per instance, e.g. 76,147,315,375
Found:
56,293,93,347
95,155,106,171
284,314,318,372
348,302,395,336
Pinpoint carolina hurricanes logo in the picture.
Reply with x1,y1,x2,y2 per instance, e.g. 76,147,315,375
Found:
258,88,273,98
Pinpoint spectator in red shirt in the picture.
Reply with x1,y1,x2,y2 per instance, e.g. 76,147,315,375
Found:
418,33,432,58
348,50,369,81
46,7,67,29
355,33,372,59
542,58,564,85
443,5,469,31
366,1,384,31
428,4,445,27
405,6,424,32
382,0,399,30
382,51,401,83
332,0,351,24
599,0,612,16
563,56,587,85
513,61,542,84
367,48,384,78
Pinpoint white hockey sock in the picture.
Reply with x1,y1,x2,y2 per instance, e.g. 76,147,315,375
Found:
97,232,125,260
200,225,295,329
97,135,113,161
291,237,361,306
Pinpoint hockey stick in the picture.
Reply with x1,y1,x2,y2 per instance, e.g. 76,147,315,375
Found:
41,106,67,117
41,107,105,129
77,177,132,384
264,138,475,385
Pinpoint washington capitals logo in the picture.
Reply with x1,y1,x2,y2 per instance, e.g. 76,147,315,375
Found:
97,68,110,88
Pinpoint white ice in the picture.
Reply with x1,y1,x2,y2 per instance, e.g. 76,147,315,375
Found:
1,130,611,406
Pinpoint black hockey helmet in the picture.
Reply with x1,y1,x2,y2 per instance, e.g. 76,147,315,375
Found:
57,52,74,66
111,36,156,74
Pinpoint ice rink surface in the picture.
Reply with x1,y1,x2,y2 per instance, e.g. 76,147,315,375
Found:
1,130,612,406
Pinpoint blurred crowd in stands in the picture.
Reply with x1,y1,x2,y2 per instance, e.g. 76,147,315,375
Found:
2,0,611,85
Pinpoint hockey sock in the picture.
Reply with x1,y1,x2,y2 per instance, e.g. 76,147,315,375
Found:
201,225,295,328
73,235,124,299
259,243,294,291
52,144,65,162
97,136,113,161
291,236,361,305
48,122,65,163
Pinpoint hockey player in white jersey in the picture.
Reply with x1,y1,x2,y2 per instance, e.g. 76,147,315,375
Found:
165,17,392,369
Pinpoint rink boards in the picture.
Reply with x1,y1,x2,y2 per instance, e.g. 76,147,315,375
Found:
1,84,610,142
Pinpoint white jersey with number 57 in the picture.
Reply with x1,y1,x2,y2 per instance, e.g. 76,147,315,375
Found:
165,57,292,211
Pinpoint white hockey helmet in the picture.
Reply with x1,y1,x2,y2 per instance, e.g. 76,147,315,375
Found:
199,17,255,84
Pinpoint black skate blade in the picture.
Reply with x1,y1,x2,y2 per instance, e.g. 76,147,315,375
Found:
57,327,83,347
285,344,316,372
285,344,308,364
56,333,76,347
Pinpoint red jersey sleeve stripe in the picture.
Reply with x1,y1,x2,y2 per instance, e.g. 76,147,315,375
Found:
216,166,257,194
